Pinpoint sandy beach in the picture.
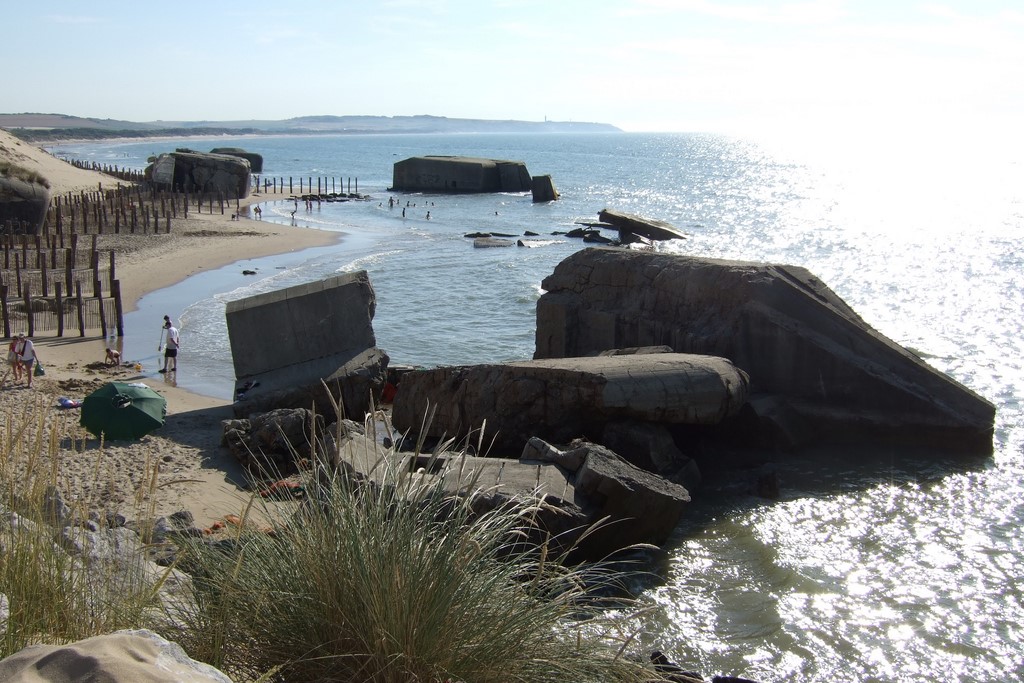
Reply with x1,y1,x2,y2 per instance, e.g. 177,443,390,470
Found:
1,131,340,527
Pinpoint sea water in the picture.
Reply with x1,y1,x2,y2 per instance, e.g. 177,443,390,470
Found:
53,131,1024,681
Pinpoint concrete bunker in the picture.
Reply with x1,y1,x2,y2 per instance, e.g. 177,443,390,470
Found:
390,156,532,193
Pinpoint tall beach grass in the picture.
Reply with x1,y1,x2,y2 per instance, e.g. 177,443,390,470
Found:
0,394,668,681
0,394,165,658
170,411,658,682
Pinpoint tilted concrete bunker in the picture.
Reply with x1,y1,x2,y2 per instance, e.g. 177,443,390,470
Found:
225,271,388,418
147,150,251,197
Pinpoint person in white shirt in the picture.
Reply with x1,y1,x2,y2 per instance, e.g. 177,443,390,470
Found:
159,321,180,373
17,334,41,388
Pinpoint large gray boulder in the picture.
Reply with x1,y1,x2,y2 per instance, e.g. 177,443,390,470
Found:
571,441,691,556
519,437,691,557
390,353,748,456
535,248,995,451
147,150,250,198
222,408,326,474
0,173,50,234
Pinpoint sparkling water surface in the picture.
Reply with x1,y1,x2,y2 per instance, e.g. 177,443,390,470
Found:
53,132,1024,681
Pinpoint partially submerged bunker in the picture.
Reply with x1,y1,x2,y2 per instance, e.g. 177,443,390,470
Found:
390,156,532,193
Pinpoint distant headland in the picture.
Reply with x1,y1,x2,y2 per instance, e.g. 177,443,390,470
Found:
0,113,622,143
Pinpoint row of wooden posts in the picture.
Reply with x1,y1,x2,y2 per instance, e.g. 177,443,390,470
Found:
0,280,123,339
2,180,251,337
2,233,115,295
0,232,123,338
63,158,365,198
2,168,361,338
64,159,145,184
253,176,360,196
39,184,251,236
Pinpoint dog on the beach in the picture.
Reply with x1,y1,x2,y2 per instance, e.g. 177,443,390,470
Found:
104,347,121,366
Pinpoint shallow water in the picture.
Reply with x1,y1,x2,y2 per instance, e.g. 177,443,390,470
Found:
54,131,1024,681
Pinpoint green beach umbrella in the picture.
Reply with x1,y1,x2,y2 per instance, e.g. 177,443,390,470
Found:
80,381,167,440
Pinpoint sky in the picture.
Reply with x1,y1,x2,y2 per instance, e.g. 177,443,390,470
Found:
3,0,1023,137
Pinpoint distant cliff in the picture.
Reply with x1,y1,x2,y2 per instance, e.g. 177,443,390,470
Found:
0,113,621,142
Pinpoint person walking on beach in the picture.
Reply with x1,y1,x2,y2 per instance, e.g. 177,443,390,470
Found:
159,321,179,374
7,336,24,383
18,334,40,388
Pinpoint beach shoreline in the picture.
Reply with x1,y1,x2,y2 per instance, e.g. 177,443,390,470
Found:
2,132,344,527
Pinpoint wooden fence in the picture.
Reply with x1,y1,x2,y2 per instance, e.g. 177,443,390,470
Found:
0,162,363,338
0,233,123,338
251,176,361,197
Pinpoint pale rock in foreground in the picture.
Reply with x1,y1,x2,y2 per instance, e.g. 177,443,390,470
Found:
0,629,233,682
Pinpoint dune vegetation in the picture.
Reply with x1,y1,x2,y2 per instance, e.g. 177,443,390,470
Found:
0,401,662,682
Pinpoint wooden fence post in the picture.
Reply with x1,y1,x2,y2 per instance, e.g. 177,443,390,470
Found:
112,279,124,337
96,288,107,336
55,283,64,337
75,281,85,337
63,255,72,300
90,249,101,298
23,284,33,337
0,284,8,339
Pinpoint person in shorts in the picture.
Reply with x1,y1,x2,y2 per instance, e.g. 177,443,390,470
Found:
18,335,41,388
159,321,179,373
7,335,23,383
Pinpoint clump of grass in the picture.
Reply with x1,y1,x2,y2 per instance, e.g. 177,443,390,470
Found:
0,160,50,189
171,411,655,682
0,397,165,657
0,395,666,681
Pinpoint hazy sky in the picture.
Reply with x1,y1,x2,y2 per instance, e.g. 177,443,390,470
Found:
4,0,1022,136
